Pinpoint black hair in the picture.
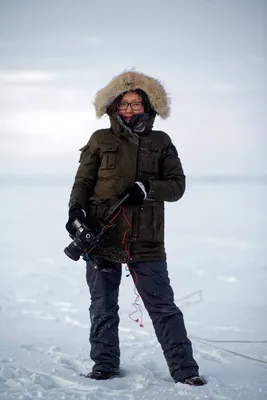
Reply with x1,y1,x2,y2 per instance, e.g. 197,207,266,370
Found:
107,95,123,116
134,89,155,115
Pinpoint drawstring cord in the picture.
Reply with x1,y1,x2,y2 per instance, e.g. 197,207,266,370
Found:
125,264,144,328
101,206,144,328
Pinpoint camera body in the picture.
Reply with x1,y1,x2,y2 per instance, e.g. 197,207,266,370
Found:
64,218,109,261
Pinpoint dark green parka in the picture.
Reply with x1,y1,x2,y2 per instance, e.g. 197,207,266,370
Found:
68,71,185,263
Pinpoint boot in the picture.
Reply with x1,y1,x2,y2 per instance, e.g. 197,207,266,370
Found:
182,375,207,386
82,370,119,380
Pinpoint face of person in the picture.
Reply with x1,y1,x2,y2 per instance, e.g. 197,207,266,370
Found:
117,91,144,123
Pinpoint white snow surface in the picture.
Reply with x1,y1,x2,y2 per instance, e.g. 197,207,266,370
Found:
1,176,267,400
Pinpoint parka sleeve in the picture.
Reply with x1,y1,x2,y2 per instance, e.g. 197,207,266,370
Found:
147,140,186,202
68,133,100,210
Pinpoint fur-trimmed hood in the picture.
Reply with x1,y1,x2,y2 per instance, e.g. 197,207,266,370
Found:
94,70,171,119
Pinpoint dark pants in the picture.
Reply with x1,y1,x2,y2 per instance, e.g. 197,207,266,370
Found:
86,260,199,382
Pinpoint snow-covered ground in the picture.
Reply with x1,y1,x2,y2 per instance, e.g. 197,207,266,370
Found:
1,175,267,400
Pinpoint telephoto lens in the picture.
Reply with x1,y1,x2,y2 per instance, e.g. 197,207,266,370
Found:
64,238,84,261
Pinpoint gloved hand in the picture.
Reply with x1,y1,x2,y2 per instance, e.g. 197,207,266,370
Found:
65,204,86,235
124,180,150,204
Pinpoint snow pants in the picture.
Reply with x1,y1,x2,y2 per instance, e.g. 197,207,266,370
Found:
86,260,199,382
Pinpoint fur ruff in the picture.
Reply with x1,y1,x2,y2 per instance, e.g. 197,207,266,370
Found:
94,70,171,119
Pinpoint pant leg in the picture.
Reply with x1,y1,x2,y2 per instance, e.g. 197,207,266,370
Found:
129,261,199,382
86,260,122,373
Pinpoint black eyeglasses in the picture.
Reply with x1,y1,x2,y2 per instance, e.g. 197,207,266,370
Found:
117,101,143,111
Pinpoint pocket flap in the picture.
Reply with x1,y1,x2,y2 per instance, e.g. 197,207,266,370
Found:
78,144,90,163
79,144,89,152
100,144,118,152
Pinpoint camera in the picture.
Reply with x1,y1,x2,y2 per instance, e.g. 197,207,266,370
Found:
64,219,99,261
64,194,130,262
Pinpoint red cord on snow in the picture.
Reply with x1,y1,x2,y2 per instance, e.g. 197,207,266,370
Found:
125,264,144,328
101,206,144,328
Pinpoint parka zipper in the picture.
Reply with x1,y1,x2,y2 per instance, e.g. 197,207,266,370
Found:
128,134,141,255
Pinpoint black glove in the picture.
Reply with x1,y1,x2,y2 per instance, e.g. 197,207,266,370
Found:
124,180,150,204
65,204,86,235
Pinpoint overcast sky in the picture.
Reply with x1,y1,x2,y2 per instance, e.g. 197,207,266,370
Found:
0,0,266,176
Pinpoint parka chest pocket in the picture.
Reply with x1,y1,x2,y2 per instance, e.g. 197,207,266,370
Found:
140,146,160,174
99,144,118,170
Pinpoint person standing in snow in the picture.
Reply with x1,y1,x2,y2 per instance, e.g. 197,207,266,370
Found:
66,70,206,386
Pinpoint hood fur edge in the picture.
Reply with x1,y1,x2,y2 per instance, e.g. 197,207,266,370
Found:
94,69,171,119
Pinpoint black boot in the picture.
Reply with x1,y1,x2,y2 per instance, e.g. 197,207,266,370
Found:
82,370,119,380
182,375,207,386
